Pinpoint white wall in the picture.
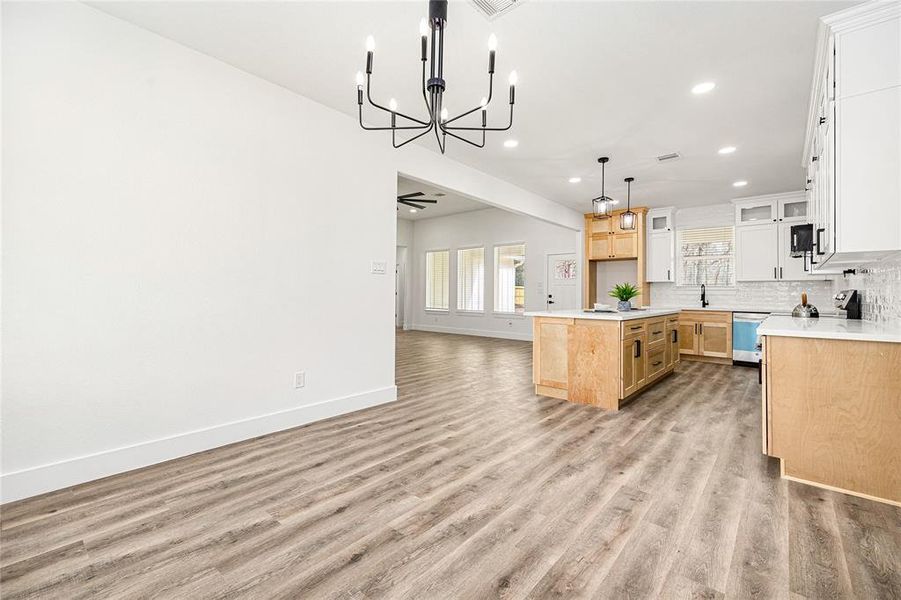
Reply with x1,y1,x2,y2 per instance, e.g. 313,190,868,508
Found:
409,208,580,341
1,2,579,502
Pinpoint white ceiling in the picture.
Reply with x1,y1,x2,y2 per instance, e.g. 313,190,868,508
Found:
91,0,858,212
396,176,489,221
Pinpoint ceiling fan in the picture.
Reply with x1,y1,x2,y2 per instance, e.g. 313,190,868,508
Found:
397,192,439,211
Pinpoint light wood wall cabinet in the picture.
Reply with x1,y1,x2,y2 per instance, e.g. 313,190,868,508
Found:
678,310,733,363
532,312,678,411
583,207,649,309
762,334,901,506
806,3,901,270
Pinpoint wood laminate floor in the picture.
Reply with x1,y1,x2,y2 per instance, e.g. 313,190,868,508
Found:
2,330,899,599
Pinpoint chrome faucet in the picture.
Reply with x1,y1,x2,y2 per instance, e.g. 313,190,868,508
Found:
700,284,709,308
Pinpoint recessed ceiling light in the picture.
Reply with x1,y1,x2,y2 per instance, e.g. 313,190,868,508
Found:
503,139,519,148
409,208,418,213
692,81,716,95
718,146,736,155
568,177,582,184
733,180,748,187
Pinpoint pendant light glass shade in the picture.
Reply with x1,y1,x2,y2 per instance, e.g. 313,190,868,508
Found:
592,157,614,218
620,177,636,230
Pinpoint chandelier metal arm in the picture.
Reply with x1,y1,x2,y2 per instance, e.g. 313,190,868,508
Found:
392,121,436,148
358,105,431,132
443,74,494,127
441,127,486,148
433,121,447,154
441,103,514,132
365,74,431,127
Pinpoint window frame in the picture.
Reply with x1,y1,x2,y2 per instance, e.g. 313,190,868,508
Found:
455,245,486,314
492,242,527,316
675,226,736,289
424,248,450,312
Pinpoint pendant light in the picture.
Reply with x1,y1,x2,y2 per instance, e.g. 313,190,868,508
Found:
592,157,615,218
620,177,636,230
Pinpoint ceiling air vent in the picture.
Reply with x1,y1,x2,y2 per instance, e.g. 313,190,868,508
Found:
469,0,524,20
656,152,682,163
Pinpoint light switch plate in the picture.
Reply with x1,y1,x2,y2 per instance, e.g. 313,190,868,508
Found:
294,371,305,389
371,260,387,274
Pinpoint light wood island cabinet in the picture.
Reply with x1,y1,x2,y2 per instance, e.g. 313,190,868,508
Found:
530,309,680,411
759,317,901,506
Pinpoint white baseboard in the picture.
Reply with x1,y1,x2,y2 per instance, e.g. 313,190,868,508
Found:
1,386,397,504
411,324,532,342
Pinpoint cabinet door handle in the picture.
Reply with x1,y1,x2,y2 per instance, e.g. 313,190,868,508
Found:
815,228,825,255
779,267,783,279
652,330,662,335
774,266,777,279
672,329,678,343
652,361,663,367
699,324,703,335
630,325,642,330
634,340,641,358
803,251,809,272
667,268,671,281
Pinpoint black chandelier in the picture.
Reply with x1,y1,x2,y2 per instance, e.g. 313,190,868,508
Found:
591,157,619,218
356,0,517,153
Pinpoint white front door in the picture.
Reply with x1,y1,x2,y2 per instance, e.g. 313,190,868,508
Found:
546,253,578,311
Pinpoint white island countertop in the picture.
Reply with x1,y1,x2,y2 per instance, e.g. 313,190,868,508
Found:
758,315,901,344
525,308,680,322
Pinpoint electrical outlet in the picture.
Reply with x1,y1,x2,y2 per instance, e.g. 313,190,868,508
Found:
370,260,387,274
294,371,305,389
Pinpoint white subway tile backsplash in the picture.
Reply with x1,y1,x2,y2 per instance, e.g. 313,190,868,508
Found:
650,280,835,313
834,259,901,324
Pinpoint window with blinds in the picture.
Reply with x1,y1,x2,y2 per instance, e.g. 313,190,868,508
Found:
456,247,485,312
494,244,526,314
677,227,735,287
425,250,449,310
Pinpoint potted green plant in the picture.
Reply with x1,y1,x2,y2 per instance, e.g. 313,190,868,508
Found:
609,283,640,311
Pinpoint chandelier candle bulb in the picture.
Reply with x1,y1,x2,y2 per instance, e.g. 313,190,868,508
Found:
389,98,397,112
480,97,487,107
420,18,429,37
366,35,375,52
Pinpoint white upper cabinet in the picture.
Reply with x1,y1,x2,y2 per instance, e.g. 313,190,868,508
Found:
736,222,780,281
733,192,819,281
646,208,674,282
778,222,809,280
779,197,808,223
807,3,901,269
734,198,776,226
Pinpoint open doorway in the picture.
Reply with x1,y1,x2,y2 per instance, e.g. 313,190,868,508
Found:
394,174,581,343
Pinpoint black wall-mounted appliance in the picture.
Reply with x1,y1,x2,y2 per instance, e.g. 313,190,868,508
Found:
790,223,814,257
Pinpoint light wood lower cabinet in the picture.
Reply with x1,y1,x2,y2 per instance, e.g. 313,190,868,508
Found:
665,316,680,369
533,313,679,411
679,311,733,362
621,333,647,397
762,334,901,506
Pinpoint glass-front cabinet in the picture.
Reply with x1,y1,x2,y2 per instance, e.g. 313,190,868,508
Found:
734,199,776,225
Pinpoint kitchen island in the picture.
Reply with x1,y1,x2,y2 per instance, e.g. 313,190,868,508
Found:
759,316,901,505
527,308,680,410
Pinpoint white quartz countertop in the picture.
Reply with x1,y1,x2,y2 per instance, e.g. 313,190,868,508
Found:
758,315,901,343
525,308,680,321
